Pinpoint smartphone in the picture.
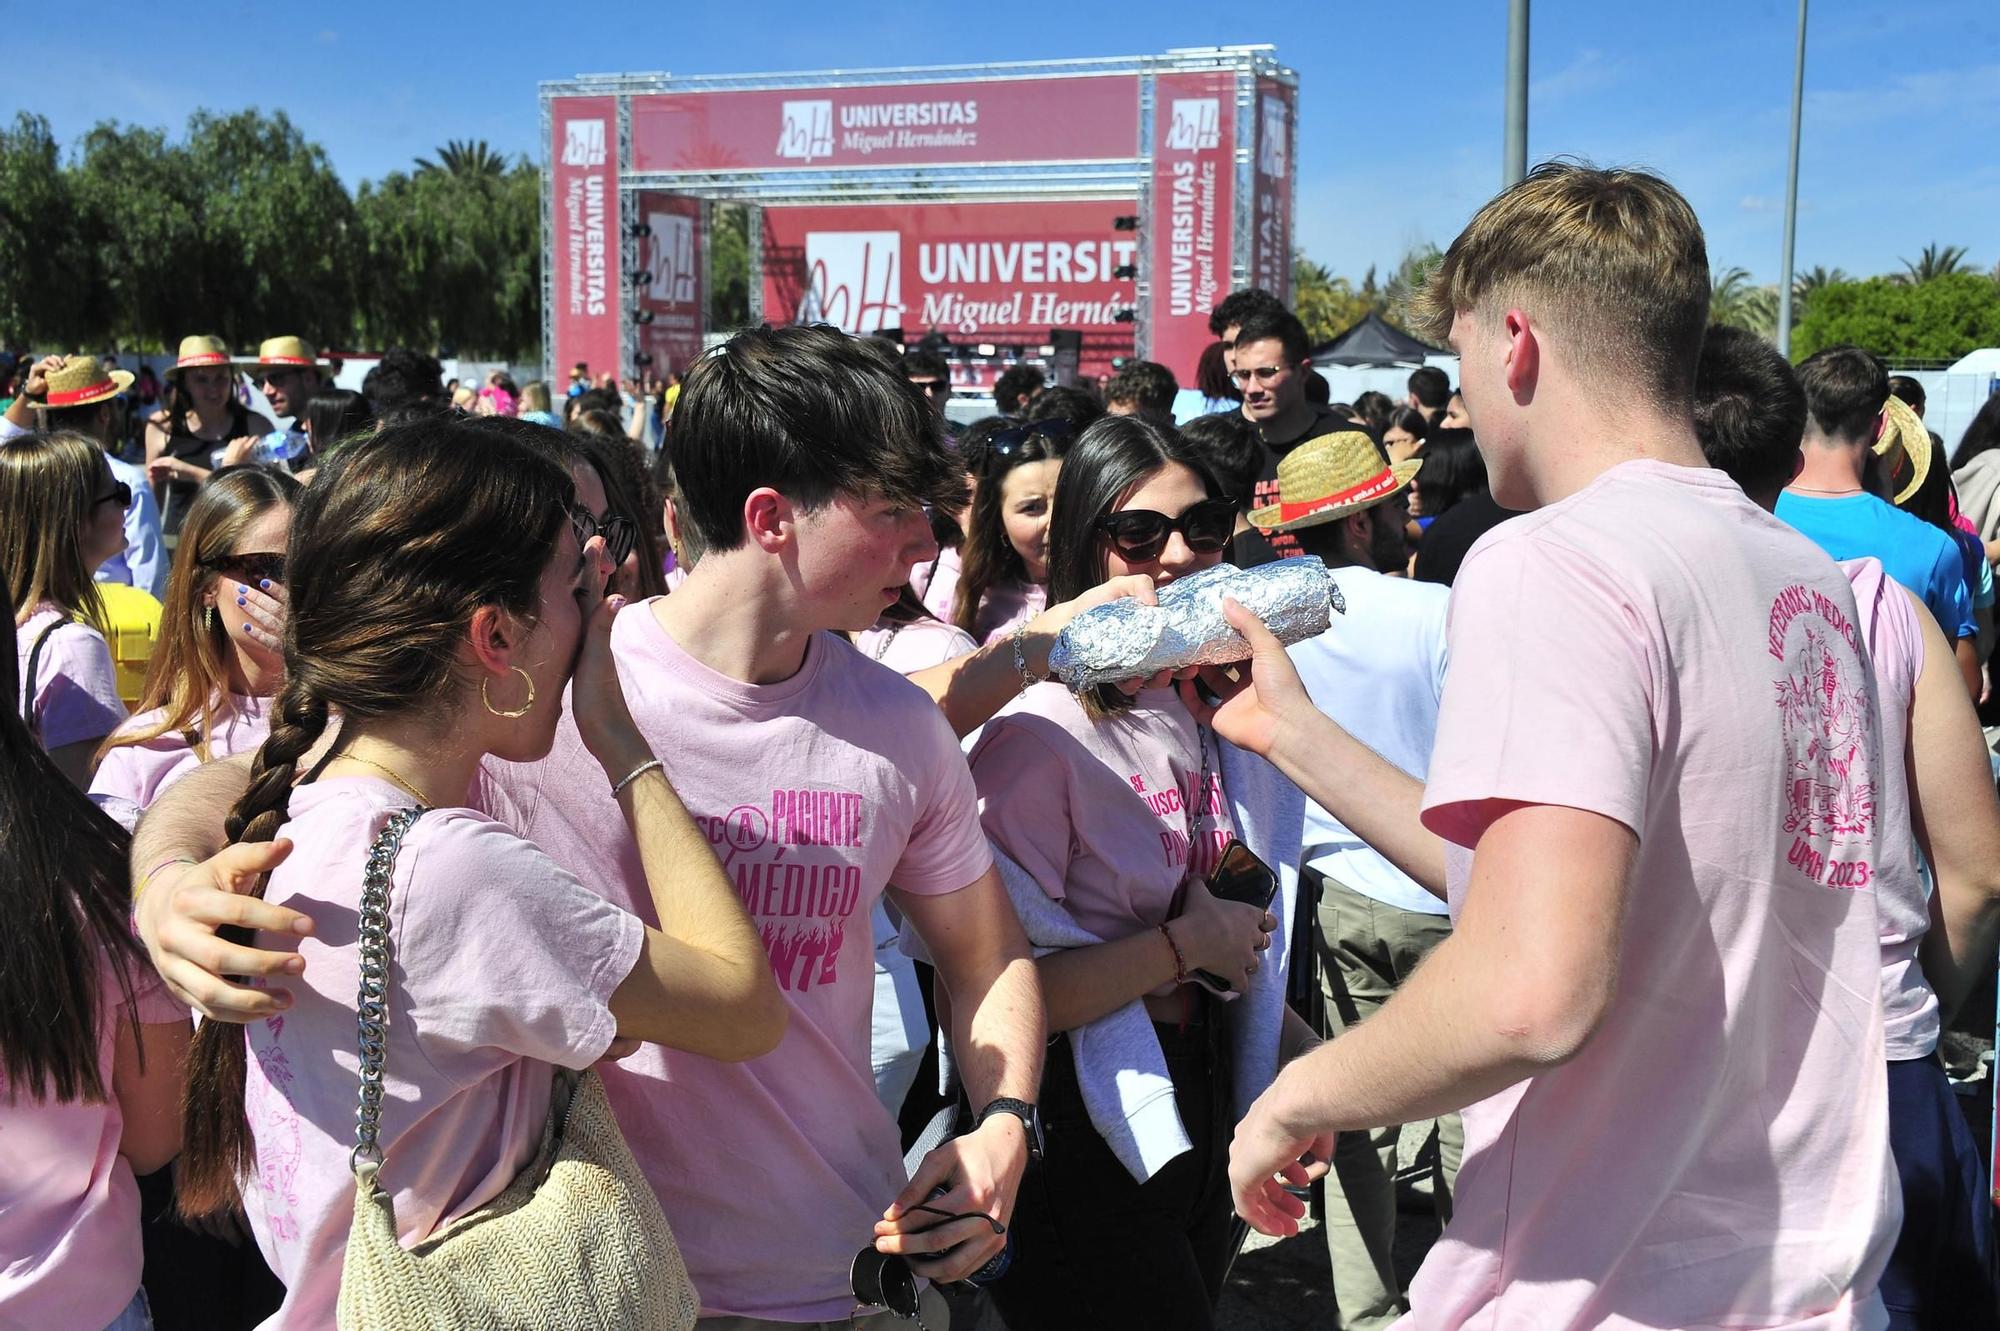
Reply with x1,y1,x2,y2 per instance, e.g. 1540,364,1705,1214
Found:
1192,841,1279,994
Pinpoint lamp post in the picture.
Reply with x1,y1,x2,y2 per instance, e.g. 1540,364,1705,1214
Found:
1776,0,1808,357
1504,0,1529,187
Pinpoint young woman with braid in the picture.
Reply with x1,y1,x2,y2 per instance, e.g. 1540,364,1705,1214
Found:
0,612,191,1331
171,417,785,1327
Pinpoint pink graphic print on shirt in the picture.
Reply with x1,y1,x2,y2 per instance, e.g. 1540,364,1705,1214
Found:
705,788,864,992
1131,768,1233,879
245,1013,305,1243
1768,584,1877,889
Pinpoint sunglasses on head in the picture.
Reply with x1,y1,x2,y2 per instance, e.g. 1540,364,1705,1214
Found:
910,377,952,398
94,480,131,511
203,550,286,586
570,505,638,567
1095,497,1237,562
984,418,1076,472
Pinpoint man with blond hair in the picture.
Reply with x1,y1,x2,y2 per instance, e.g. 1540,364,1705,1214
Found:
1194,162,1897,1327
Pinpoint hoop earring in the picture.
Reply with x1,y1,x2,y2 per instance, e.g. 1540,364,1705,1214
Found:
481,666,536,719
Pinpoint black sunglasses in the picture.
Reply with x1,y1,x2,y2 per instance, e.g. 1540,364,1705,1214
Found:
202,550,286,586
1096,498,1237,562
571,505,638,567
984,418,1076,472
850,1200,1007,1320
94,480,132,511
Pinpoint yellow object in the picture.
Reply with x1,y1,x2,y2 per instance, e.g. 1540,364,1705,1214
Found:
95,582,162,709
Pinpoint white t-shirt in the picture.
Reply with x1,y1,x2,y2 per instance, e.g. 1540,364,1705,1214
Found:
1288,564,1450,915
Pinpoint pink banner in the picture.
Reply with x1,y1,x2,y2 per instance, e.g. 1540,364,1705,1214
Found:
1251,79,1295,303
632,77,1141,173
1148,70,1235,386
760,200,1137,378
550,96,623,384
635,191,704,379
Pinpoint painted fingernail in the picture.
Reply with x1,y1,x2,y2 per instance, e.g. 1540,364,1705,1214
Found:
259,579,271,590
237,584,248,594
237,598,247,608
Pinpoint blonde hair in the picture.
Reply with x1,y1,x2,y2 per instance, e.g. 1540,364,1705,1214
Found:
1,431,110,631
1412,160,1710,408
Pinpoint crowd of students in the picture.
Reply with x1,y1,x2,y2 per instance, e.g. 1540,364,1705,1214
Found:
7,160,2000,1331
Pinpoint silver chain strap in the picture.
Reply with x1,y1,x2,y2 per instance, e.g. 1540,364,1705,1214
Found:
349,806,426,1176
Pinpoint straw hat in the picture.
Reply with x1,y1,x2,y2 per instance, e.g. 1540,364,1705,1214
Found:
253,335,330,369
1247,431,1423,534
165,335,243,381
1875,392,1931,506
42,356,134,409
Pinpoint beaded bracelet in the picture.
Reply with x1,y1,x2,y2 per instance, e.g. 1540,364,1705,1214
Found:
1157,921,1188,987
611,757,664,796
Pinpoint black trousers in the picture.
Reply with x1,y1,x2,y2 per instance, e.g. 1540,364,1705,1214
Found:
988,1014,1235,1331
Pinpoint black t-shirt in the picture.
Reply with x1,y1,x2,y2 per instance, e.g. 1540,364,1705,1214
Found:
1251,404,1353,559
1413,491,1518,586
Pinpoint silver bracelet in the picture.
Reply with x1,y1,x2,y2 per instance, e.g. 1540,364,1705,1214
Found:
610,757,664,796
1011,622,1044,692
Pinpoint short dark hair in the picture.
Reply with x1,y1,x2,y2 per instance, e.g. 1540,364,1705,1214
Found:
672,325,964,555
1887,375,1926,415
1796,345,1888,445
40,399,111,438
1177,411,1261,509
1407,366,1451,410
992,364,1046,417
1230,307,1311,366
1692,326,1807,500
361,348,446,419
1385,405,1431,446
303,388,376,459
899,348,950,382
1352,390,1396,433
1196,341,1238,401
1413,428,1488,516
1104,360,1180,414
1025,384,1105,430
1209,287,1285,338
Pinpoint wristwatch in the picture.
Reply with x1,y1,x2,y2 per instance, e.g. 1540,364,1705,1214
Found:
975,1097,1045,1161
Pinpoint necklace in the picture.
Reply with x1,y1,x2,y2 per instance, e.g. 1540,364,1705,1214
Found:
1787,484,1864,496
340,752,436,807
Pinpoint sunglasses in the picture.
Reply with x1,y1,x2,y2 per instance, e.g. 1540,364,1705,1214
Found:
94,480,132,511
849,1200,1007,1321
571,505,638,567
203,550,286,586
1096,498,1237,562
1228,364,1292,386
984,418,1076,472
909,377,952,398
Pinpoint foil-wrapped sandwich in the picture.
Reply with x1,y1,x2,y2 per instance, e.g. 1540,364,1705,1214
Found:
1048,558,1346,692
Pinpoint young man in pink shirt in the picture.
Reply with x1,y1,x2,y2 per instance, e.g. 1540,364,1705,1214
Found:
1189,163,1900,1328
128,331,1050,1327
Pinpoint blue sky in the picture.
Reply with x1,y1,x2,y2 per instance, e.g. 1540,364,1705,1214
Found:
11,0,1996,288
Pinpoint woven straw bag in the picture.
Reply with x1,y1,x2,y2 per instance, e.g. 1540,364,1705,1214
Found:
333,808,698,1330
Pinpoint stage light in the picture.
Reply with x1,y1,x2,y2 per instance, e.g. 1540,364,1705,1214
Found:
1113,265,1138,280
634,309,655,324
1112,309,1137,323
1113,216,1139,231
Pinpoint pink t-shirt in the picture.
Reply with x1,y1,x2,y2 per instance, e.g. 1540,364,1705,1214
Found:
1413,461,1896,1331
911,548,1047,645
89,693,271,832
0,954,184,1331
473,604,992,1321
239,779,641,1331
16,605,126,749
968,684,1237,942
853,616,979,675
910,545,961,621
1841,558,1933,1060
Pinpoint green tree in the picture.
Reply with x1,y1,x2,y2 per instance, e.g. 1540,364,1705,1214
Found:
416,139,510,180
1790,265,1849,325
1792,272,2000,361
1897,243,1970,285
1291,252,1371,346
1710,266,1778,337
353,159,539,357
709,202,750,330
1382,243,1442,327
0,112,94,345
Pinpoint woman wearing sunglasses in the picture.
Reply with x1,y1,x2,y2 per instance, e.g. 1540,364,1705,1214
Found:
4,431,133,788
93,466,299,838
965,416,1316,1329
940,417,1074,644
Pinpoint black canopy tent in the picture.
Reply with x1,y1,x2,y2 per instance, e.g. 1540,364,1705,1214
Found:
1309,311,1441,367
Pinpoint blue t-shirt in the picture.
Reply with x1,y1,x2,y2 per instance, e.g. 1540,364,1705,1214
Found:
1774,491,1976,639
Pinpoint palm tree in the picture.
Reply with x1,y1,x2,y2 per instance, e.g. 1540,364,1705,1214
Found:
1383,244,1443,326
415,139,509,179
1710,267,1778,337
1896,243,1969,285
1786,265,1849,326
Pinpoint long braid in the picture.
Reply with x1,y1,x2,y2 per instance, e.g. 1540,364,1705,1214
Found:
174,673,330,1218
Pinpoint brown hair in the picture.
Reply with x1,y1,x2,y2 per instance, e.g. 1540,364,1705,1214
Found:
97,466,300,766
1,430,112,630
1411,160,1711,409
174,416,574,1218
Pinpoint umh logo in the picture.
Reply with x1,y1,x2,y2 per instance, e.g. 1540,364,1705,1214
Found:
777,101,835,162
801,231,902,334
649,212,697,304
562,119,607,168
1166,99,1221,152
